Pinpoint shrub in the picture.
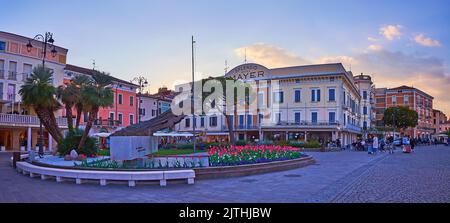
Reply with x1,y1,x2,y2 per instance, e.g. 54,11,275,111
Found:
304,140,321,148
289,141,305,148
236,140,247,146
258,140,274,145
97,149,110,156
274,140,289,146
176,143,193,150
57,129,98,157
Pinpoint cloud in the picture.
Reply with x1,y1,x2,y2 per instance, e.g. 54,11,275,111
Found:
234,43,310,68
414,34,442,47
234,43,450,115
368,37,378,42
316,55,358,68
379,25,402,40
367,44,383,51
352,49,450,115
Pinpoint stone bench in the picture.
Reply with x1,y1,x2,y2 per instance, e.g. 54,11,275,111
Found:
16,162,195,187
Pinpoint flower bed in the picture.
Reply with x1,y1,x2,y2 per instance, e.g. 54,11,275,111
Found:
207,145,305,166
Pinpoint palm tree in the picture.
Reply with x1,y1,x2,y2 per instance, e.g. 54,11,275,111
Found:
71,75,90,129
56,84,77,131
77,71,114,150
19,65,63,143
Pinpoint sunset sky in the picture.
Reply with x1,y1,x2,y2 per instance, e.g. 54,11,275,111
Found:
1,0,449,114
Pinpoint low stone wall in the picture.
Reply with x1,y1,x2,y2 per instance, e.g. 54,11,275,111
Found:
193,155,315,179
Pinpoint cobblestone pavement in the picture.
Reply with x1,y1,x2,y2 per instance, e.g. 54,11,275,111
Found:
0,145,449,203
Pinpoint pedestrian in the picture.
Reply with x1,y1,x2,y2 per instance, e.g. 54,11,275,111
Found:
411,137,415,151
373,135,379,154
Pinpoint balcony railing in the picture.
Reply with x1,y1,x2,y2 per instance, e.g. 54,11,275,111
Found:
262,120,341,127
8,71,17,80
0,113,68,126
7,94,15,101
344,124,362,132
94,118,121,127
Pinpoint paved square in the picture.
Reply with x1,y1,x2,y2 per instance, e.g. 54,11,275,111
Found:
1,145,449,203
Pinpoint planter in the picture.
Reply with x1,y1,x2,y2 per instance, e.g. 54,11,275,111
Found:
194,155,315,179
20,146,25,151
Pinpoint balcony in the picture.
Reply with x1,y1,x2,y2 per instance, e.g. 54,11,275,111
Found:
344,124,362,132
93,118,121,127
262,120,341,128
7,71,17,81
236,125,259,130
0,113,68,127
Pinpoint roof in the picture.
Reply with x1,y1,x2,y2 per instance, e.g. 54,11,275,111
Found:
386,85,434,99
65,64,139,87
0,31,68,53
138,93,173,102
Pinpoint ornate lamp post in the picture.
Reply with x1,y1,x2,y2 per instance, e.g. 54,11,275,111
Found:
131,76,148,123
26,32,58,157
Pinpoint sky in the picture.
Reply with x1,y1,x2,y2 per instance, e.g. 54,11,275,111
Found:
1,0,449,115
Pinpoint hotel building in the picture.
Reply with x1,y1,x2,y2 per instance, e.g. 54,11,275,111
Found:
0,31,69,151
174,63,364,146
374,85,435,139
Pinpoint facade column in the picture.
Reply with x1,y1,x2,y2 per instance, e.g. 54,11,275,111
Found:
285,131,289,141
48,132,53,152
304,131,308,142
27,127,32,151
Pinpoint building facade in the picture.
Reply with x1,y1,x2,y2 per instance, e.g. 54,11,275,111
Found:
0,31,69,151
353,73,376,132
433,109,447,134
64,64,139,135
374,85,435,139
174,63,363,146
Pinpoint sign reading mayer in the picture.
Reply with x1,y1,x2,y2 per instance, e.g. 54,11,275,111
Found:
225,63,269,80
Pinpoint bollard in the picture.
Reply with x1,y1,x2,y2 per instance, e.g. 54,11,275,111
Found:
12,152,20,169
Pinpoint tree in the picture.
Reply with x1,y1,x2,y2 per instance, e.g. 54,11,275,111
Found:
56,84,77,131
71,75,91,129
19,65,63,143
198,76,255,145
77,71,114,150
383,106,418,133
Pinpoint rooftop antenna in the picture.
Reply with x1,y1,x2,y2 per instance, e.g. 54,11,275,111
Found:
224,60,229,74
92,59,96,71
244,48,247,64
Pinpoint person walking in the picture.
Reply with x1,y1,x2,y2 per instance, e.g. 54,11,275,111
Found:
373,135,379,154
410,137,415,151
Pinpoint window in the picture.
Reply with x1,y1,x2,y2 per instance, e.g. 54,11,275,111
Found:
118,113,123,124
109,112,114,120
130,96,134,106
275,112,282,124
185,118,190,128
311,89,320,102
294,112,301,124
294,89,301,102
363,106,367,115
328,88,336,101
404,95,409,104
229,115,234,128
258,92,265,108
273,91,284,103
152,109,155,116
0,41,5,51
209,116,218,127
140,108,145,116
23,64,32,79
200,116,205,127
363,121,368,129
239,115,245,127
129,114,134,125
258,114,263,124
118,94,123,104
392,96,397,105
329,112,336,123
311,112,318,123
363,91,367,100
343,91,346,105
246,114,252,127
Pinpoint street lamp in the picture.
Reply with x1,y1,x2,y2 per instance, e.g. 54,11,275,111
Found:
27,32,58,157
131,76,148,123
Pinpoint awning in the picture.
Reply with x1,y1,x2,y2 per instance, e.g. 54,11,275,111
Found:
92,132,111,138
153,131,194,137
